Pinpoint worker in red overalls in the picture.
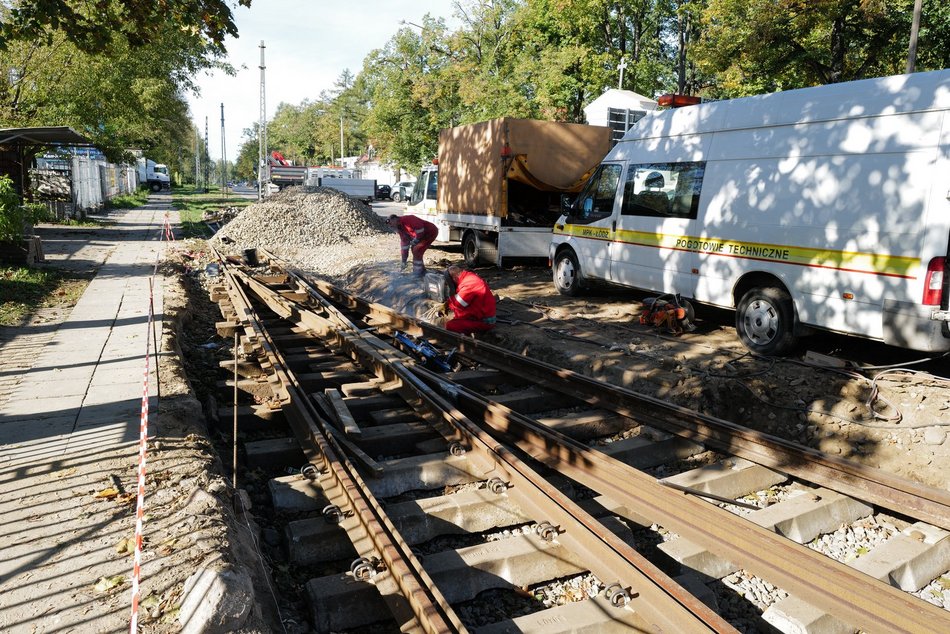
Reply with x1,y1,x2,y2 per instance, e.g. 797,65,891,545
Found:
444,265,497,334
388,214,437,276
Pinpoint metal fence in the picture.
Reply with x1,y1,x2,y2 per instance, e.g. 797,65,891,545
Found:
30,157,138,219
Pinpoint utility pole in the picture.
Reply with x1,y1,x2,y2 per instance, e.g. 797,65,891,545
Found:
220,102,227,194
204,116,210,191
906,0,923,74
339,114,344,167
259,41,267,201
194,128,200,188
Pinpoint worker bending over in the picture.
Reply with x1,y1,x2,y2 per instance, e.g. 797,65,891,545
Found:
445,265,496,334
388,214,437,276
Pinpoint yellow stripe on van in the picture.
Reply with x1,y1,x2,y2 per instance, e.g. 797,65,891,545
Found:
555,225,919,279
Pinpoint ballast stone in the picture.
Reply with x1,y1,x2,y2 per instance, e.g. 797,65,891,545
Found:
179,564,257,633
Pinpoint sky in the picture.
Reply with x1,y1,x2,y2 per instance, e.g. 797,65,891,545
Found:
186,0,457,162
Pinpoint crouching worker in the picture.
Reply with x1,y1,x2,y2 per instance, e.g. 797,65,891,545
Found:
388,214,437,276
444,265,496,334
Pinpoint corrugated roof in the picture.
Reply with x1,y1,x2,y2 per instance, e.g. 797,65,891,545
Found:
0,126,94,147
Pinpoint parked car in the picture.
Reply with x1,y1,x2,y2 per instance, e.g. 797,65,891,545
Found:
375,184,392,200
391,180,415,203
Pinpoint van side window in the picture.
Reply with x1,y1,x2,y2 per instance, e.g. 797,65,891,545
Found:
622,162,705,219
573,163,622,223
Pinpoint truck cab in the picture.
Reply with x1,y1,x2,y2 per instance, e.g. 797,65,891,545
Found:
406,164,442,229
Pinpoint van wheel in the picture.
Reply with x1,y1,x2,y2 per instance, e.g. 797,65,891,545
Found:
553,250,583,296
736,287,796,355
462,232,480,267
392,191,402,203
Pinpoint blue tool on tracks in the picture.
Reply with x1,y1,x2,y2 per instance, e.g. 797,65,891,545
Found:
393,331,457,373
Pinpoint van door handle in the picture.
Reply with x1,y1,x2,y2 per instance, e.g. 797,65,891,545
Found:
611,221,616,233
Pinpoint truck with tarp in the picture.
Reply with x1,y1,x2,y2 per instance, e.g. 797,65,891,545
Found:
405,118,612,266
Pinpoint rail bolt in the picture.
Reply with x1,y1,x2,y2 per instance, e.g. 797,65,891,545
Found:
322,504,344,524
350,557,375,581
534,521,559,542
604,582,634,607
486,477,508,495
449,442,466,456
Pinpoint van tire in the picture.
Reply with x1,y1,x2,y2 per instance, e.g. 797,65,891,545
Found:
462,232,480,267
392,191,402,203
553,250,583,296
736,287,796,355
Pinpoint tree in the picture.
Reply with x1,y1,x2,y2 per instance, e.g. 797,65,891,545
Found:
361,16,461,170
0,0,252,54
695,0,919,96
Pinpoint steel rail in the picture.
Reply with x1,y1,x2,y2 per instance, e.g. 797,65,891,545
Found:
408,363,950,634
237,265,735,633
250,255,950,633
283,265,950,532
216,259,466,633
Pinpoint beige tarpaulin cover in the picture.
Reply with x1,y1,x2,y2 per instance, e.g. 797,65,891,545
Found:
438,118,612,218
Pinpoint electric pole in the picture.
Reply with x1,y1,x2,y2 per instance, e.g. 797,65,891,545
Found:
194,128,200,188
259,41,268,200
220,102,227,194
204,116,210,191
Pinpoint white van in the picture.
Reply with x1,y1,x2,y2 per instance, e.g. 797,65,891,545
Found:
550,70,950,355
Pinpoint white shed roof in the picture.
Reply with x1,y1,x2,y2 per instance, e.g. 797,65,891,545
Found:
584,89,657,117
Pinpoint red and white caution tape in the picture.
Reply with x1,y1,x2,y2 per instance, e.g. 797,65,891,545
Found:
130,209,175,631
129,299,152,632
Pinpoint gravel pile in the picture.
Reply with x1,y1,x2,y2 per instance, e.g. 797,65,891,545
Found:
210,186,391,252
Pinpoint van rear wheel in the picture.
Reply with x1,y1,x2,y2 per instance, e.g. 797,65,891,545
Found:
553,250,583,296
736,287,796,355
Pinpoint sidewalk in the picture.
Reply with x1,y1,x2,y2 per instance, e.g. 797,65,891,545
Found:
0,196,174,632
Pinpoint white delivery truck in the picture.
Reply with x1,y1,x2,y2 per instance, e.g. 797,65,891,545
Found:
136,158,170,191
550,70,950,355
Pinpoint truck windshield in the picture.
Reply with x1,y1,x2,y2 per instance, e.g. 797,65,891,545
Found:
154,166,168,175
410,170,437,206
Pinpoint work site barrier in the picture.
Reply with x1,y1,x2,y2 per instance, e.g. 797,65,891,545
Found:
129,212,175,633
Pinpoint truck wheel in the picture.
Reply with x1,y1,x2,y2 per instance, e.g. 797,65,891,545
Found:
150,182,161,192
392,191,401,203
462,232,480,267
736,287,796,355
553,250,583,296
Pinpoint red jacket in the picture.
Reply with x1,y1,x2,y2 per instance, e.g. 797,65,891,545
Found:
396,215,437,249
448,271,496,321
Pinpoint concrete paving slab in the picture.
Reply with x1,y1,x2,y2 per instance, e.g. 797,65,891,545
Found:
9,378,91,400
1,394,84,419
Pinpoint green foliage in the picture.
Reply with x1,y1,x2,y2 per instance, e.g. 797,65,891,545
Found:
172,187,253,239
0,265,90,325
694,0,922,96
0,4,233,164
0,175,27,242
106,189,150,210
0,0,252,54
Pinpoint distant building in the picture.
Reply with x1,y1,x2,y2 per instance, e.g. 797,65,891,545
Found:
584,89,658,144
